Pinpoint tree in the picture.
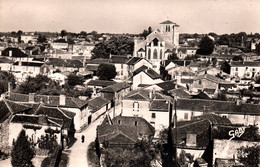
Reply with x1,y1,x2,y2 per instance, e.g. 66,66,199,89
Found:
196,36,214,55
168,52,179,61
80,31,87,37
141,26,153,38
232,55,243,61
212,57,217,67
17,75,52,94
217,34,229,46
97,63,117,80
17,30,23,43
37,34,47,43
0,71,16,88
66,74,84,87
91,36,134,59
11,130,34,167
256,43,260,55
237,145,260,167
60,30,67,38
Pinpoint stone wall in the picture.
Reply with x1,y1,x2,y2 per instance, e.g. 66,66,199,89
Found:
0,118,10,154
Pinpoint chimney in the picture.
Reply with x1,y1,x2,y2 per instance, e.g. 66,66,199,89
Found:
236,98,242,106
38,115,48,125
29,93,35,103
149,90,153,99
8,82,11,93
59,94,66,106
9,50,12,57
186,133,197,147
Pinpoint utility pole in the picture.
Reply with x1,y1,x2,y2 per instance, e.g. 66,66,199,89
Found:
174,97,178,165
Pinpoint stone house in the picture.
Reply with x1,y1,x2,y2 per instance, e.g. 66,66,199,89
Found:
226,61,260,78
6,92,89,131
175,98,260,131
110,55,132,80
96,115,155,148
171,114,232,166
122,90,172,134
46,58,85,73
0,99,32,153
9,114,63,147
87,96,111,124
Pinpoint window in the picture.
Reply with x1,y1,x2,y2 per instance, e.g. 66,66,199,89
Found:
199,80,202,85
133,101,139,111
121,64,123,69
153,49,158,59
184,113,189,120
246,67,248,70
135,121,138,126
148,49,151,59
236,67,238,71
160,49,162,59
152,113,156,118
118,120,121,124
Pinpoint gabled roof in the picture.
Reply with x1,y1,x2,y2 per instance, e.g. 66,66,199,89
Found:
86,58,109,65
172,114,231,148
100,82,131,93
10,114,62,127
160,20,178,25
133,65,148,75
13,61,44,67
156,80,176,91
169,89,192,99
124,90,151,101
150,100,168,111
110,55,132,64
47,58,83,68
53,38,67,43
87,80,116,87
88,96,110,113
0,57,13,63
176,98,260,115
2,47,28,58
230,61,260,67
191,92,211,100
143,68,161,79
194,74,226,84
126,57,143,65
7,92,88,109
34,105,75,128
97,116,155,144
0,99,32,123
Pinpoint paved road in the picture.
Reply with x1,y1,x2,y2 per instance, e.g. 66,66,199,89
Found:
67,115,105,167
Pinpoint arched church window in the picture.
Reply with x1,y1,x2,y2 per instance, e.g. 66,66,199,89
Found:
153,49,158,59
148,49,151,59
160,49,162,59
153,38,159,46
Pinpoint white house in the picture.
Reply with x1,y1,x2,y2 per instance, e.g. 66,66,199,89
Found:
132,66,163,90
229,61,260,78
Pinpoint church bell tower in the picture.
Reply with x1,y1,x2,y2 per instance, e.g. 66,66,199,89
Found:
160,20,179,46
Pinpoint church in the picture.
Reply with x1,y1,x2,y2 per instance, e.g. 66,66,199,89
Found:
133,20,180,71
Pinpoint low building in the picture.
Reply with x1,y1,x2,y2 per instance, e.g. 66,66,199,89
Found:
132,66,163,90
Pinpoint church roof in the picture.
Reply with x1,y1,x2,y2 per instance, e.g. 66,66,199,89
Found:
160,20,175,24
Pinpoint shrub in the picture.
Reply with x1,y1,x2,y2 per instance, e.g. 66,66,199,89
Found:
11,130,35,167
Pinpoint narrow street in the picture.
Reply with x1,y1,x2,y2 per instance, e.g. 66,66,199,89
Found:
67,115,106,167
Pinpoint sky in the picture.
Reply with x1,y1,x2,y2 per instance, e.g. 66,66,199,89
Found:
0,0,260,34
